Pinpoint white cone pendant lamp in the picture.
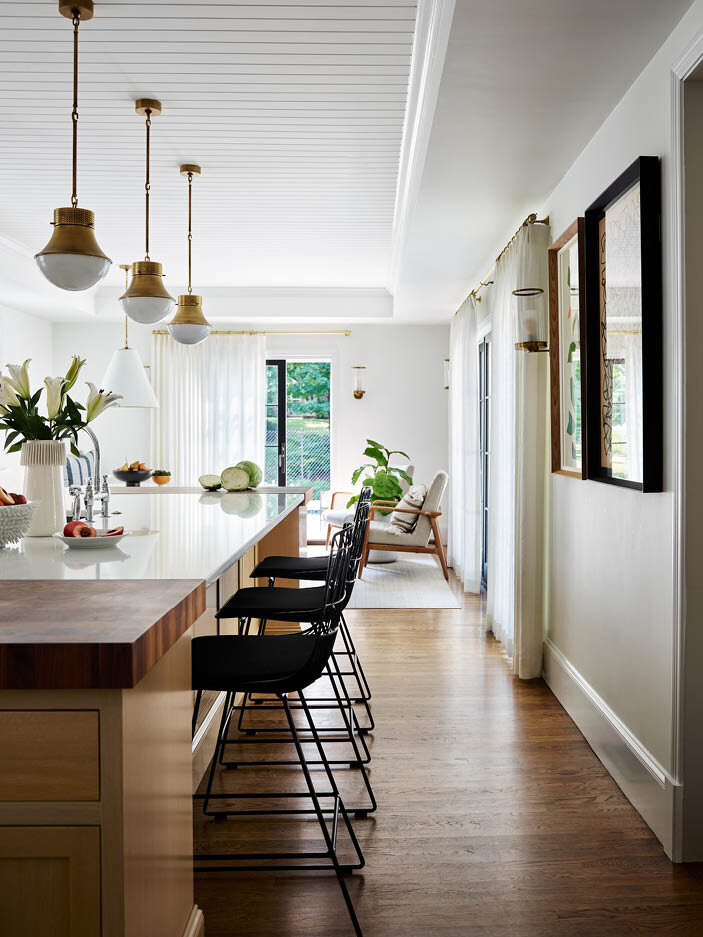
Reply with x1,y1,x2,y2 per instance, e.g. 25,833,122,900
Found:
120,100,175,324
168,165,212,345
35,1,111,290
102,266,159,408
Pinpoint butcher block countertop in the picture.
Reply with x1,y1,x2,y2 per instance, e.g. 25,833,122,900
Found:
0,579,205,690
0,489,306,690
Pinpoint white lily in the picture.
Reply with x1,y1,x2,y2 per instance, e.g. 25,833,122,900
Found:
63,355,86,394
5,359,31,399
44,376,64,419
85,382,122,422
0,378,21,412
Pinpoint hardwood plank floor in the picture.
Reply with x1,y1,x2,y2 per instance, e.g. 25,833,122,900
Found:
194,582,703,936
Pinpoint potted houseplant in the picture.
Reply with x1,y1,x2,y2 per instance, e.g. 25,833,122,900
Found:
0,357,121,535
347,439,413,512
152,469,171,486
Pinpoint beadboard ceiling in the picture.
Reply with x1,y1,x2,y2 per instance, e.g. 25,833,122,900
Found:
0,0,417,294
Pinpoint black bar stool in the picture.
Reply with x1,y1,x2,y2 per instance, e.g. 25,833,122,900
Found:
208,500,376,816
249,486,374,730
192,526,365,937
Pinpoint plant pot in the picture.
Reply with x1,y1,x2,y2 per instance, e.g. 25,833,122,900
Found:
21,440,66,536
152,475,171,486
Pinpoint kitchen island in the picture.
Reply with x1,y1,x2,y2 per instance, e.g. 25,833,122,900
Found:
0,488,308,937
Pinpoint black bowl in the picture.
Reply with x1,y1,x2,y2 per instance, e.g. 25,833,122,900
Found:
113,469,153,487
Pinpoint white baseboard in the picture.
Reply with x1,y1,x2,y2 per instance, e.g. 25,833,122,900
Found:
543,638,679,859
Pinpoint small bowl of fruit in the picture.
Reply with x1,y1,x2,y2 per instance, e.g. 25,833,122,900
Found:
113,460,152,487
53,521,126,549
151,469,171,486
0,487,37,547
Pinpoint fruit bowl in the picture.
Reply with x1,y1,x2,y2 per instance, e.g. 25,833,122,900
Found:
0,501,39,548
52,530,128,550
113,469,152,487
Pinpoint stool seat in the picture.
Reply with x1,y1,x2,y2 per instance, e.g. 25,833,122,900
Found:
192,632,320,694
252,553,328,582
216,585,326,622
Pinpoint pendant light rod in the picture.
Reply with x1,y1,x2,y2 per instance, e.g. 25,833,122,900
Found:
187,170,192,292
135,99,162,260
120,264,131,347
71,12,79,206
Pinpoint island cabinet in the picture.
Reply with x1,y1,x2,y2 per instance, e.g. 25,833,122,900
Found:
0,489,308,937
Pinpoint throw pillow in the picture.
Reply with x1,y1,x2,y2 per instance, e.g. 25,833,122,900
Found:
389,484,427,534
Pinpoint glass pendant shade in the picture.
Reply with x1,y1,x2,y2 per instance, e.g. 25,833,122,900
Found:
119,261,175,324
168,294,211,345
35,207,111,291
513,222,549,351
352,365,366,399
102,346,158,408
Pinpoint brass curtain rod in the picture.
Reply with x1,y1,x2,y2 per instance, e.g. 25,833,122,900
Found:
462,212,550,306
152,328,351,336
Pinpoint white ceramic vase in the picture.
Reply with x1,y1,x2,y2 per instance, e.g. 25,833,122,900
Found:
21,440,66,536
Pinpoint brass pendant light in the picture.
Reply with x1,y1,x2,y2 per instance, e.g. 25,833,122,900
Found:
35,1,111,291
119,99,175,324
167,165,212,345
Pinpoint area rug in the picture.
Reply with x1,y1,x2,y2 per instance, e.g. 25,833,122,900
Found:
347,554,461,609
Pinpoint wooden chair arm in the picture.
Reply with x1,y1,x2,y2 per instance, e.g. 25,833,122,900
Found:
369,505,442,520
329,491,355,509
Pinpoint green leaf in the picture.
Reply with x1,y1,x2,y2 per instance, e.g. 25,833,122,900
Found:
366,438,383,450
567,341,576,364
5,442,22,454
389,467,413,485
388,449,411,461
70,442,80,457
351,466,368,485
29,388,43,408
363,445,387,466
566,412,574,436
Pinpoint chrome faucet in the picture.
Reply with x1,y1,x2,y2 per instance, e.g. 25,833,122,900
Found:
69,485,82,522
80,425,101,490
84,477,95,524
100,474,110,518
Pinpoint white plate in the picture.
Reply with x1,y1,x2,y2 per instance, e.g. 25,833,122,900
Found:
52,531,128,549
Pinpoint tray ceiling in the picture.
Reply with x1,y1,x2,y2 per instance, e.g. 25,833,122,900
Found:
0,0,417,293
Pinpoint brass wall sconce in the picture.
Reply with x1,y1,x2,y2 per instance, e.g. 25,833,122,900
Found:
352,365,366,400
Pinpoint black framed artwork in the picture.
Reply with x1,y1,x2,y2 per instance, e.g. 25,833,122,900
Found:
584,156,662,492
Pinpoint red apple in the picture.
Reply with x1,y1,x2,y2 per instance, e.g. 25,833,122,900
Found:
104,526,124,537
64,521,86,537
9,494,27,505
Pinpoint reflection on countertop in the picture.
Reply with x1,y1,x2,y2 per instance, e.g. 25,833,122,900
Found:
0,490,303,584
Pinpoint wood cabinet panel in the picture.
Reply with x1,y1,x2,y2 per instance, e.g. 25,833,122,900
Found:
0,710,99,802
0,826,100,937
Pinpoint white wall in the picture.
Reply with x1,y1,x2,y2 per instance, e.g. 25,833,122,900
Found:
540,1,703,858
51,321,449,506
0,304,54,493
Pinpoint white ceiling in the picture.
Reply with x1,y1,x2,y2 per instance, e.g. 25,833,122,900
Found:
0,0,693,323
0,0,416,298
394,0,693,320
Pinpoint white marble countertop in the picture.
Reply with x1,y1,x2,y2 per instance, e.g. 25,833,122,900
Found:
0,489,303,585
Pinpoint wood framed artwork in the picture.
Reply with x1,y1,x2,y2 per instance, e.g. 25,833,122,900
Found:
584,156,662,492
549,218,587,477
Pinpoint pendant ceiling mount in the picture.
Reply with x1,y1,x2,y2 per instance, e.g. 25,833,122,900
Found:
168,164,212,346
120,98,175,324
35,0,111,291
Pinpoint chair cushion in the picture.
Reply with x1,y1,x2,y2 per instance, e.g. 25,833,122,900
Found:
64,450,95,488
251,554,328,582
390,484,427,533
192,632,320,693
217,585,327,622
322,507,353,527
366,519,429,547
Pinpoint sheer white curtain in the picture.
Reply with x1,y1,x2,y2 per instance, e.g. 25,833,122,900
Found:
151,332,266,486
448,295,481,593
487,222,550,677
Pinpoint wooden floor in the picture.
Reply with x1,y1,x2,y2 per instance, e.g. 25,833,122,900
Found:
194,581,703,936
